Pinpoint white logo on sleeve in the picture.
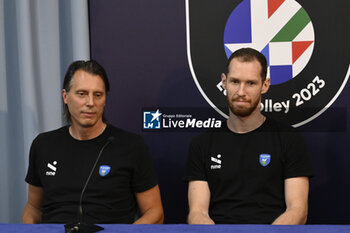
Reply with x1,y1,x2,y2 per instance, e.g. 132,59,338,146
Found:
211,154,222,169
46,161,57,176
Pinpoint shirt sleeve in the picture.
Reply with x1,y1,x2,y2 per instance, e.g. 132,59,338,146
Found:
131,138,158,193
184,136,207,182
25,136,43,187
282,130,314,179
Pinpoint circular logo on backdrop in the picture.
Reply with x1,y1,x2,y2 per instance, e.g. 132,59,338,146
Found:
186,0,350,127
223,0,315,85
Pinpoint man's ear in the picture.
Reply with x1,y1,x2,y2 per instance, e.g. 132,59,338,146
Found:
261,78,270,94
221,73,227,90
62,89,68,104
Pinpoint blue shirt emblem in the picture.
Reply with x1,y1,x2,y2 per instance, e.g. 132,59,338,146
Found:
259,154,271,167
99,165,111,176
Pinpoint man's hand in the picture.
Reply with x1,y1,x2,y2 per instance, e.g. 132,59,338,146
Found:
22,184,43,224
187,180,215,224
134,185,164,224
272,177,309,225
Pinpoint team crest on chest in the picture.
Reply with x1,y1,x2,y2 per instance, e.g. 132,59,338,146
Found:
99,165,111,176
259,154,271,167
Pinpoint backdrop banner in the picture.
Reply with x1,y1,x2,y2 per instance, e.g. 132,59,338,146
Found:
89,0,350,223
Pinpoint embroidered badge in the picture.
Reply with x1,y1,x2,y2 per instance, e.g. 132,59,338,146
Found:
259,154,271,167
99,165,111,176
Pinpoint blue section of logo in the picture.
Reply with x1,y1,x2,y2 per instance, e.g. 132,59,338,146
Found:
224,0,252,48
143,110,162,129
259,154,271,167
270,65,293,85
99,165,111,176
261,44,270,66
224,45,233,60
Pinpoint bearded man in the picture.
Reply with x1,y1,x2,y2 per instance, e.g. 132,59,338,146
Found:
185,48,313,224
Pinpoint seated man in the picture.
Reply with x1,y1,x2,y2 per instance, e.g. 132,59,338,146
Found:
185,48,313,224
22,60,164,224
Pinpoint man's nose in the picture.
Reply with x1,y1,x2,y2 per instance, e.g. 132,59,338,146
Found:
236,83,246,96
86,94,94,106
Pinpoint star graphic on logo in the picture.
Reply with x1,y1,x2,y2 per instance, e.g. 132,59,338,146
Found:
151,109,162,122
